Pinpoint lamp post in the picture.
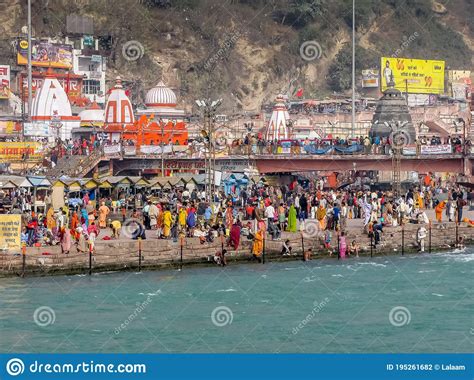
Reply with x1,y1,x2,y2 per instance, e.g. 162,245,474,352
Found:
351,0,356,139
195,98,222,202
27,0,32,124
160,118,165,177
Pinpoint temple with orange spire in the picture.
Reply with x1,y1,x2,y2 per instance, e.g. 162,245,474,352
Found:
103,77,188,146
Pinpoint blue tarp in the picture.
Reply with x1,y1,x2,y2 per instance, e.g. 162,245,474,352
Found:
303,145,334,155
334,144,363,154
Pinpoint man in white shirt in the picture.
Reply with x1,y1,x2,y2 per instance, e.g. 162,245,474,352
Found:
265,203,280,240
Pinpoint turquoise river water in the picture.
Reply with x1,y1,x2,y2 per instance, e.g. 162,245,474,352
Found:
0,249,473,353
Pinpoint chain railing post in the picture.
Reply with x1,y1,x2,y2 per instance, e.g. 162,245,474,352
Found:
88,241,93,275
401,225,405,256
301,232,305,258
428,221,432,254
138,237,142,272
180,234,184,269
21,242,26,278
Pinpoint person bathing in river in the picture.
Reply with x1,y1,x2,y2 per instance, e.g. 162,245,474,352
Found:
339,231,347,259
281,239,293,256
349,240,360,257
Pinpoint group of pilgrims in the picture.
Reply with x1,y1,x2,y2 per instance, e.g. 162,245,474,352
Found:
16,175,467,258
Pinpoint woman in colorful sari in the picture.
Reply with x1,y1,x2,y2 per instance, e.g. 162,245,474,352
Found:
80,207,89,228
178,207,187,231
316,204,326,230
225,206,233,228
252,228,264,260
435,200,446,223
287,204,297,232
98,202,110,228
162,208,172,238
59,227,71,254
46,207,56,230
228,221,241,250
70,211,80,240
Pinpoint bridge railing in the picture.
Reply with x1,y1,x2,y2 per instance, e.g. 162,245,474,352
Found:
92,142,469,159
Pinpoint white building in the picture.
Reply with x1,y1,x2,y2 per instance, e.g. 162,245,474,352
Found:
103,77,135,141
264,94,289,141
31,69,80,141
72,38,107,105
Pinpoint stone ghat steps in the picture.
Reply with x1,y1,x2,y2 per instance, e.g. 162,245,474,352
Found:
1,224,472,276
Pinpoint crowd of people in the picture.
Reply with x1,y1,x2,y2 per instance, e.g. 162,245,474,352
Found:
13,173,470,259
227,133,470,156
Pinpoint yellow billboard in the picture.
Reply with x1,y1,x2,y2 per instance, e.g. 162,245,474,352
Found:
380,57,445,94
0,215,21,251
0,142,44,162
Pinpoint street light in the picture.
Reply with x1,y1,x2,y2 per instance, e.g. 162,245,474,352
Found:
195,98,222,202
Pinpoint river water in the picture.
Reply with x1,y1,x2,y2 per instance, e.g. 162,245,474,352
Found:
1,249,473,353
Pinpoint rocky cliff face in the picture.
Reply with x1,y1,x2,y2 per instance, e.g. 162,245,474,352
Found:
0,0,473,112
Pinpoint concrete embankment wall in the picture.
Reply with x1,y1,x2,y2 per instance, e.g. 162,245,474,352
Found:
1,223,473,277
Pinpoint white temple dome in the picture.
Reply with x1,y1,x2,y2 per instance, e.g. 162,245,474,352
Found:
31,69,73,119
105,76,135,124
79,101,105,124
145,81,177,107
265,94,290,141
